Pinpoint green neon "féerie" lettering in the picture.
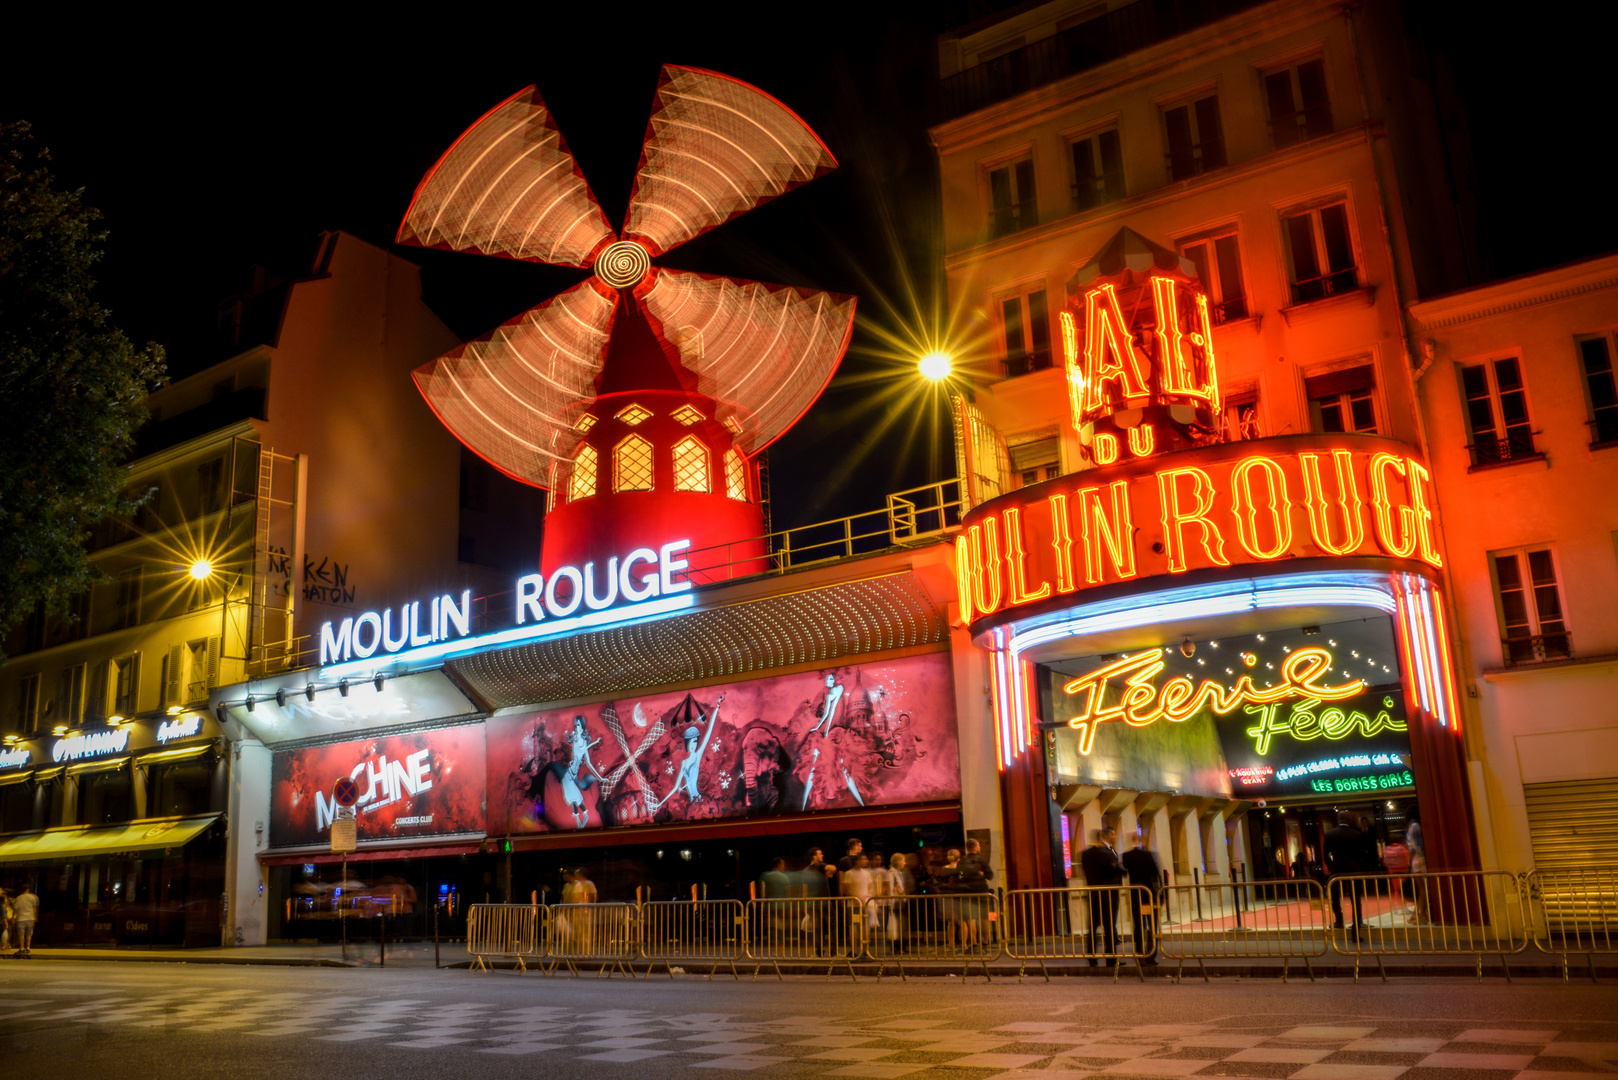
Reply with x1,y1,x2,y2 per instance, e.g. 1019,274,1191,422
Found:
1244,696,1407,755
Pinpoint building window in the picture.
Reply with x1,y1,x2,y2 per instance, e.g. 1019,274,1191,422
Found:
1010,436,1059,488
1223,392,1262,440
1070,128,1123,211
987,158,1037,238
111,568,141,631
111,654,139,717
1306,365,1378,434
671,404,704,426
197,456,224,516
1461,357,1536,466
1493,548,1571,665
724,449,748,502
614,403,652,427
613,434,654,492
1164,94,1225,180
1576,335,1618,445
135,480,163,531
1000,288,1052,377
1181,232,1248,322
671,436,710,493
575,413,598,433
1283,202,1357,303
1265,58,1332,148
958,400,1011,507
569,444,598,502
185,638,217,704
55,663,86,727
16,674,41,734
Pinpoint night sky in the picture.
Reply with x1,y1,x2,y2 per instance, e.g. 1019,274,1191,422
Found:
3,6,1613,530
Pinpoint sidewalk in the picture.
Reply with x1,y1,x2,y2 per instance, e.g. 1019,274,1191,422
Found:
9,941,1611,980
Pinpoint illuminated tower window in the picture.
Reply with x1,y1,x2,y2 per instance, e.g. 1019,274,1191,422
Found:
575,413,598,433
614,434,654,492
671,404,705,426
614,403,652,427
724,449,748,501
569,444,598,502
722,415,743,435
672,436,710,493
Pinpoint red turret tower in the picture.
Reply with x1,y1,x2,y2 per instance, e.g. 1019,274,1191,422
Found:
397,68,855,586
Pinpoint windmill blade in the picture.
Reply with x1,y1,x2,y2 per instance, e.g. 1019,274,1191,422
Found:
623,66,838,258
411,279,615,488
641,269,855,454
397,85,615,268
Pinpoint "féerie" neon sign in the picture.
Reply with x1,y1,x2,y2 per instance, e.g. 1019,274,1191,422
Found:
1062,646,1364,754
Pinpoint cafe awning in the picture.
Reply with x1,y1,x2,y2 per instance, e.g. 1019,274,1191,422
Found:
0,813,219,864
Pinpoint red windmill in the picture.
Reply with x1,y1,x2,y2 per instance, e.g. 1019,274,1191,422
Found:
397,67,857,584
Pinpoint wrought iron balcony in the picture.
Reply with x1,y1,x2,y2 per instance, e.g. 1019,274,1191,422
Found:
1467,432,1538,468
1503,633,1573,667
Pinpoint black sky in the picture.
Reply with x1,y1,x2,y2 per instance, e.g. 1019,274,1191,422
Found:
3,5,1613,529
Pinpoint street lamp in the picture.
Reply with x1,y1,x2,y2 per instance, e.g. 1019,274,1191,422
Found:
188,559,213,581
918,351,952,380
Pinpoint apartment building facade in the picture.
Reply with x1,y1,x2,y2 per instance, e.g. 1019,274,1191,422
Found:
0,230,527,945
931,0,1485,890
1408,255,1618,875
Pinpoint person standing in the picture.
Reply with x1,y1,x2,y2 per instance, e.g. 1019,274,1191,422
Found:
758,857,792,900
1079,826,1124,965
1119,827,1161,964
1,888,11,951
12,883,37,958
1323,812,1366,937
837,838,864,875
1405,810,1427,921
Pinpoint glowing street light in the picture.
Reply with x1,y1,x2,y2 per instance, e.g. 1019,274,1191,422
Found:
918,351,952,380
188,559,213,581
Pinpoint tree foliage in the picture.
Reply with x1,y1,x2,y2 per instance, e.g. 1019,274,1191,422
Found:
0,121,165,655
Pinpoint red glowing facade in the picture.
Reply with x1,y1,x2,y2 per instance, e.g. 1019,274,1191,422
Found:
398,67,856,574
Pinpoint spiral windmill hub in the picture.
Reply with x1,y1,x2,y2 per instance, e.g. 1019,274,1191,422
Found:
594,240,651,289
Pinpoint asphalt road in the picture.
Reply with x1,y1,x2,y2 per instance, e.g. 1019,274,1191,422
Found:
2,961,1615,1080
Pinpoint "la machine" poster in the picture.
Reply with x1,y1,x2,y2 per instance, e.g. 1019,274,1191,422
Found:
270,723,487,847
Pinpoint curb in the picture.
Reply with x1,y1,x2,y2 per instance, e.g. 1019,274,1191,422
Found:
12,952,357,968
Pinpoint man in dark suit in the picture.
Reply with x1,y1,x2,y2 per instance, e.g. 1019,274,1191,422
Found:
1323,812,1367,935
1119,826,1161,964
1079,826,1124,964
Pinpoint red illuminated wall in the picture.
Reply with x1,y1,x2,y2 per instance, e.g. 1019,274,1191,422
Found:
270,724,487,847
485,653,959,835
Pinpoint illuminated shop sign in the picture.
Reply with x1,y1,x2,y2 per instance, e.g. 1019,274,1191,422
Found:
156,715,203,743
52,728,130,763
957,436,1441,629
1244,693,1406,754
1309,769,1414,794
0,748,30,770
1062,646,1366,755
316,540,694,667
1276,752,1405,783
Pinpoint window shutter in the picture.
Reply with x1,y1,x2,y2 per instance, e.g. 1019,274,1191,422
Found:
87,660,109,722
1305,365,1374,400
166,644,183,707
207,636,221,686
129,652,142,714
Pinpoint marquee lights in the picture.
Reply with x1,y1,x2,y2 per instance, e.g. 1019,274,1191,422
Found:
956,441,1442,626
1061,646,1366,755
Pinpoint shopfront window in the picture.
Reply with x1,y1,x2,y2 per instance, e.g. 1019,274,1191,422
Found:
81,768,134,824
148,758,214,817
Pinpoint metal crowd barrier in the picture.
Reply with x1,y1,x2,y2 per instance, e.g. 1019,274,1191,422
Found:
1003,886,1150,983
744,897,864,981
1326,870,1528,982
1527,867,1618,982
548,902,638,977
1159,879,1329,983
865,893,1002,982
638,899,746,980
465,903,544,973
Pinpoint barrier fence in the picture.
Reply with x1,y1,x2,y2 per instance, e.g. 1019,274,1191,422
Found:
457,868,1614,981
1527,867,1618,982
745,897,864,980
638,899,745,980
1003,886,1152,982
866,893,1001,982
1158,879,1330,983
465,903,544,973
1325,870,1529,982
